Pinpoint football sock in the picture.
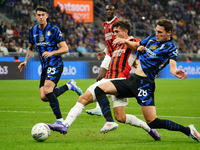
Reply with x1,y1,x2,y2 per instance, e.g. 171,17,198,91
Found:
66,83,72,90
63,102,85,126
46,92,62,119
148,118,190,136
53,84,69,97
95,102,101,109
125,114,150,132
95,86,114,122
56,118,63,122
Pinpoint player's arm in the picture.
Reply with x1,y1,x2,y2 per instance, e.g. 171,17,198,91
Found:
18,43,34,72
42,41,68,59
113,38,140,51
96,54,111,81
97,47,107,60
169,59,187,79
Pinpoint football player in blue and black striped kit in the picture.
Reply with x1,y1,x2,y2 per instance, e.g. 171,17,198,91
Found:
18,6,83,130
93,19,200,142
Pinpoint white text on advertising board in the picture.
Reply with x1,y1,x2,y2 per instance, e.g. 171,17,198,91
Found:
178,65,200,75
58,2,90,12
0,66,8,75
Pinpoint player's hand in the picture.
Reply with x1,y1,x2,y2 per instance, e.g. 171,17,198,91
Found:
113,38,125,46
42,52,53,59
18,62,27,72
97,52,105,60
137,46,145,52
174,69,187,79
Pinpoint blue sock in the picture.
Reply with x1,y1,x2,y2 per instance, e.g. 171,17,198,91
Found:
95,86,114,122
46,92,62,119
53,85,68,97
148,118,190,136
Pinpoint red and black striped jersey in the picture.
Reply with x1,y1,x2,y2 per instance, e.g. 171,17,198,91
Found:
105,37,139,79
102,16,120,57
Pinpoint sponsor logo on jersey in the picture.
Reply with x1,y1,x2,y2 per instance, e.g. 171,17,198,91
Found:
105,33,113,40
35,42,50,46
145,47,156,58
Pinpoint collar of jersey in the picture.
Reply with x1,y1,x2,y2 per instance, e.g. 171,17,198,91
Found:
106,16,117,24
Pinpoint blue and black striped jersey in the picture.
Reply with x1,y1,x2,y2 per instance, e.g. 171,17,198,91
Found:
137,35,178,79
29,23,65,69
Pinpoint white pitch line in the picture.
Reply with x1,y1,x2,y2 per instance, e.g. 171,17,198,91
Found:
0,110,199,119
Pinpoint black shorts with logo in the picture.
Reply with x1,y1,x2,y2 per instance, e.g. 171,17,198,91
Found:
39,64,63,88
111,74,155,106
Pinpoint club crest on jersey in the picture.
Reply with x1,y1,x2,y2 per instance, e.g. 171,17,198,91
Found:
150,45,157,50
40,36,45,41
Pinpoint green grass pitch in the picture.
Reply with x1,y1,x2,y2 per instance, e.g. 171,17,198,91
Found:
0,79,199,150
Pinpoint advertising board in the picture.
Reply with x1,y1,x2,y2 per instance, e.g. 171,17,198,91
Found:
54,0,93,23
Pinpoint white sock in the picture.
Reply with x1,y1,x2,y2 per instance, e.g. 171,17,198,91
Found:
95,102,101,109
66,83,72,90
63,102,85,127
56,118,63,122
125,114,150,132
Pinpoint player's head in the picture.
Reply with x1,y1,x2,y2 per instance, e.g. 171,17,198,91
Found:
35,6,49,25
105,4,115,21
112,19,131,38
156,19,173,42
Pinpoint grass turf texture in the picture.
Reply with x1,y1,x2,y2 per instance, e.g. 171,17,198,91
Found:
0,79,199,150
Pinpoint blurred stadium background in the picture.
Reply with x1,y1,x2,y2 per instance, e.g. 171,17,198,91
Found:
0,0,200,79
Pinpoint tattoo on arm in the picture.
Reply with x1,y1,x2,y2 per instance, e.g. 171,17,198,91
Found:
25,44,34,63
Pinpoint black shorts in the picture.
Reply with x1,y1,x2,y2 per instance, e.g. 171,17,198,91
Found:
111,74,155,106
40,64,63,88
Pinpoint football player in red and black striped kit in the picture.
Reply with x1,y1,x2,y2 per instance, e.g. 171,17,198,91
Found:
86,4,120,116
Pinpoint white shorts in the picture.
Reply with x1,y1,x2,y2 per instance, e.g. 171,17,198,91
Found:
87,78,128,108
100,54,111,70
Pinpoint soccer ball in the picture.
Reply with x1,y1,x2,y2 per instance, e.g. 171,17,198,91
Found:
31,123,50,142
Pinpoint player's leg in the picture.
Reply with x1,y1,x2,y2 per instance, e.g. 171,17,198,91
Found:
86,55,110,116
47,90,94,134
112,97,160,140
94,81,119,134
142,106,200,142
63,90,94,126
42,65,69,134
86,67,108,116
53,79,83,97
95,78,134,119
43,79,63,121
63,80,110,127
47,80,106,134
39,68,49,102
95,81,118,119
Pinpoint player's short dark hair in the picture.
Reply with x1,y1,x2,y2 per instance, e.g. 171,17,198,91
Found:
106,3,115,9
35,6,48,13
157,19,173,32
112,19,132,36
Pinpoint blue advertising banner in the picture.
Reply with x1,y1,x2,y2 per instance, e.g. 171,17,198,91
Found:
158,62,200,79
24,61,89,79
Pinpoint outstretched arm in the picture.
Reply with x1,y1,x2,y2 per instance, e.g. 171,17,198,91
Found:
169,59,187,79
113,38,140,51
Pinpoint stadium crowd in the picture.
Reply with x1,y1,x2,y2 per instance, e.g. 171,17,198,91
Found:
0,0,200,57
